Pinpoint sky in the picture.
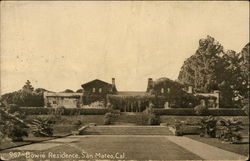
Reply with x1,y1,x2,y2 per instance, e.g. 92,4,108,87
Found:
0,1,249,94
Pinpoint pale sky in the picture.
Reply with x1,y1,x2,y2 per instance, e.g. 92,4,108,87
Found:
0,1,249,94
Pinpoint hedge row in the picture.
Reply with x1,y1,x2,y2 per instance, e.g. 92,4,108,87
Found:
153,108,247,116
19,107,109,115
18,107,247,116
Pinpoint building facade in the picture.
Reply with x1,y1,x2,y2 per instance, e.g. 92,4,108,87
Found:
43,77,220,109
81,78,117,105
44,92,82,108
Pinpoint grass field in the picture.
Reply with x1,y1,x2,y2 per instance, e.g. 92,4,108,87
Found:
0,136,60,151
1,136,203,160
186,135,249,156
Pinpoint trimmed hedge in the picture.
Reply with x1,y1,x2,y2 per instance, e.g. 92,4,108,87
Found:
153,108,247,116
20,107,49,115
206,109,247,116
18,107,246,116
19,107,109,115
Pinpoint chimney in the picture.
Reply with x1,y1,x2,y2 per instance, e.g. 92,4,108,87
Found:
112,78,115,87
111,78,117,93
147,78,154,92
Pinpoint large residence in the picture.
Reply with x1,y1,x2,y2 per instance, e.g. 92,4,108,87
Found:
44,78,220,111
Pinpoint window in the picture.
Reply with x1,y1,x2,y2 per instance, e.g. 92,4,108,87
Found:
99,88,102,93
92,88,96,93
53,101,57,104
167,88,170,93
161,88,164,94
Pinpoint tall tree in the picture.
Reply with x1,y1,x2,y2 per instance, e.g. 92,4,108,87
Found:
22,80,34,93
178,36,249,108
0,81,44,107
178,35,224,93
62,89,74,93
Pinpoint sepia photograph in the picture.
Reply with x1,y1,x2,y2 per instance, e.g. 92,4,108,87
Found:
0,1,249,160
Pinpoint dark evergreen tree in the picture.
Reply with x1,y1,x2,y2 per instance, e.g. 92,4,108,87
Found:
178,35,249,108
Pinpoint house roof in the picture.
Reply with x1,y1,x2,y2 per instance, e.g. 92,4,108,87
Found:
116,91,148,96
81,79,112,88
44,92,82,98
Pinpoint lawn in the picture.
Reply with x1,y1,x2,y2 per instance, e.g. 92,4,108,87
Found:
0,136,59,151
0,128,72,151
186,135,249,156
2,136,203,160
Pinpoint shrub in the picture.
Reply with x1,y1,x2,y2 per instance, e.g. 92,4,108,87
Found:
242,98,249,116
199,116,217,138
106,102,113,110
51,106,66,119
1,104,29,141
104,113,112,125
172,120,184,136
104,118,111,125
2,121,28,141
217,118,244,143
194,104,207,115
148,114,161,125
74,120,83,126
55,106,66,115
242,105,249,116
198,116,245,143
0,106,28,141
103,112,118,125
31,117,55,137
0,89,44,107
7,104,20,113
135,114,150,125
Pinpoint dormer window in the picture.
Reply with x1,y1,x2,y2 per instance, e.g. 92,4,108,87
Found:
99,88,102,93
161,88,164,94
92,88,96,93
